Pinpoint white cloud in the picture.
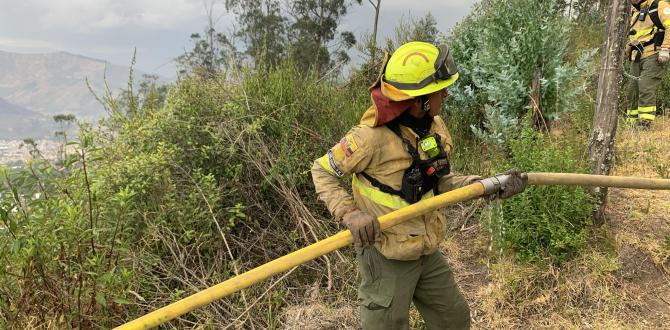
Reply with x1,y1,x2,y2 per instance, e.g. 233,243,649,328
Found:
21,0,207,32
0,37,57,52
0,0,477,77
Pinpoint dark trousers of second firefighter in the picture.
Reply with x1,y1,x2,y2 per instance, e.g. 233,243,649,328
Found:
627,53,665,125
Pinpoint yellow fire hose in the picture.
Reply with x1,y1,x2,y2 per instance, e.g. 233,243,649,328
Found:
115,172,670,329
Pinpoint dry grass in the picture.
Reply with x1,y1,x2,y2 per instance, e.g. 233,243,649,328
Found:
446,117,670,329
283,303,359,330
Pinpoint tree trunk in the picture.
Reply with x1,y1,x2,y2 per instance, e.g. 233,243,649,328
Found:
315,1,325,75
588,0,630,225
371,0,381,61
530,68,550,132
568,0,573,18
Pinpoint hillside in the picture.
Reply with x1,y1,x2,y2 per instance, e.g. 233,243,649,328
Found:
0,97,53,139
0,50,152,139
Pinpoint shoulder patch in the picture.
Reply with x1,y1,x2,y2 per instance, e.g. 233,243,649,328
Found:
331,142,346,162
340,133,359,157
664,7,670,15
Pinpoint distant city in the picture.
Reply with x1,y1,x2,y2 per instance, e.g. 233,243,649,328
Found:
0,139,62,165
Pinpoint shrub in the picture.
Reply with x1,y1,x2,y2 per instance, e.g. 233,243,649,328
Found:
487,121,596,264
447,0,595,145
0,62,371,328
0,137,144,328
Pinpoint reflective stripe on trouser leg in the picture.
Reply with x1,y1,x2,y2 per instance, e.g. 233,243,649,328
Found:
638,106,656,121
626,108,639,124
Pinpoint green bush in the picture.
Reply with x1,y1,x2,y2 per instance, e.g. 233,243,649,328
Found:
0,137,144,328
0,62,370,328
447,0,594,145
487,122,595,264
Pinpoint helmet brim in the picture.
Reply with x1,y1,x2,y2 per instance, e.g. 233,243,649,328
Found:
400,72,459,97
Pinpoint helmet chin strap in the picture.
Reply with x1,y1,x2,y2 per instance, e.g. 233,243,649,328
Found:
420,95,431,113
407,96,434,119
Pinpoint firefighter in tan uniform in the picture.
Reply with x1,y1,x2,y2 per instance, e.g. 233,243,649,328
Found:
627,0,670,127
311,41,526,329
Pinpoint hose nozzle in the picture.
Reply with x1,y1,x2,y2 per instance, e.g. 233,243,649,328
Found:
479,173,512,196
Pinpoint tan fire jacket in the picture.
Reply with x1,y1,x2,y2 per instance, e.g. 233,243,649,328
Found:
311,107,478,261
629,0,670,60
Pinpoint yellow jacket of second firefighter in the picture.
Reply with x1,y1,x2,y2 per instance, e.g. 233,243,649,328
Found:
311,87,477,261
630,0,670,60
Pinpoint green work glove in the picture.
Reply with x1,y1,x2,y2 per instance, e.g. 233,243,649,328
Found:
342,209,380,248
498,168,528,199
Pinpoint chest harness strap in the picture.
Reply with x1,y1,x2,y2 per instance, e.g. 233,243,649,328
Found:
360,121,451,205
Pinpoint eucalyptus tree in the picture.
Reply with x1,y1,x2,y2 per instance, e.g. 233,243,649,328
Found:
225,0,288,68
177,1,238,77
288,0,362,74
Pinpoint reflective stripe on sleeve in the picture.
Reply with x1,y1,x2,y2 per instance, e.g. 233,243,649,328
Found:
317,154,335,175
317,153,343,177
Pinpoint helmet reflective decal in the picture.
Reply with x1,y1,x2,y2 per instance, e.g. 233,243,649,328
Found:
402,52,430,65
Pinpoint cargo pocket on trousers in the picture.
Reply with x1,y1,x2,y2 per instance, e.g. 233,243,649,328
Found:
358,277,394,310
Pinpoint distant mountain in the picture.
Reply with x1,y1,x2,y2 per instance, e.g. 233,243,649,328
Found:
0,97,53,139
0,50,153,139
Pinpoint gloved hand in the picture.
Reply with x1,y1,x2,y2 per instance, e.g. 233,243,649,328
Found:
342,209,380,248
658,48,670,64
498,168,528,199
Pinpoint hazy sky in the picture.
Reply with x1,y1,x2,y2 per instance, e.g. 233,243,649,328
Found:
0,0,479,77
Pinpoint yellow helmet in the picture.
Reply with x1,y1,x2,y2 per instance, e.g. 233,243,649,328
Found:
383,41,459,97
